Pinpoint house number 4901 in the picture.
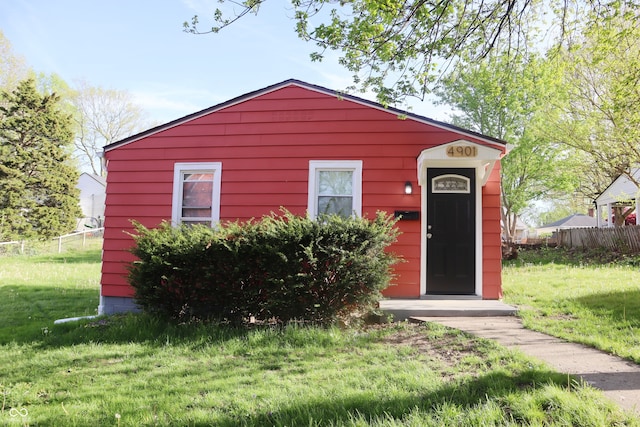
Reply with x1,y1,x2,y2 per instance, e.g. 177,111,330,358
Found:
446,145,478,158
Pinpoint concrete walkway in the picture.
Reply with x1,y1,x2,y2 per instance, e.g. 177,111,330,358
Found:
413,316,640,416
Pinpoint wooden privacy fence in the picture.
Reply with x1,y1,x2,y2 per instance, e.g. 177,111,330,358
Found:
558,226,640,252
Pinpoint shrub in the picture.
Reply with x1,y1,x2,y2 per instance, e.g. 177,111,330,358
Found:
128,210,400,324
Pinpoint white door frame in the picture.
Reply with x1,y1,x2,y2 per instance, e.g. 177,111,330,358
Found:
417,140,502,297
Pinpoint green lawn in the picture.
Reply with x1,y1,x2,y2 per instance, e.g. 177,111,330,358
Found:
0,244,101,343
0,245,637,426
503,247,640,363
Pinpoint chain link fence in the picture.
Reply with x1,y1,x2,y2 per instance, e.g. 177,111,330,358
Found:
0,228,104,256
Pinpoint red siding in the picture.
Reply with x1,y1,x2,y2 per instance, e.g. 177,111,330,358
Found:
101,83,505,299
481,164,503,299
384,219,421,297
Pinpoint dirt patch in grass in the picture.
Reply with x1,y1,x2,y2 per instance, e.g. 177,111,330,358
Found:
381,324,483,368
546,313,578,321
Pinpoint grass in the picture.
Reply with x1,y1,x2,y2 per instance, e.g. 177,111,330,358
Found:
0,241,102,343
0,245,638,426
503,246,640,363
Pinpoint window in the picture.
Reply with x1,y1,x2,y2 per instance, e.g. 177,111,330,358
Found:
432,174,470,194
308,160,362,219
172,162,222,226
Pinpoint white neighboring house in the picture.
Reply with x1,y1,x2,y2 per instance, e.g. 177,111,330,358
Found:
501,214,530,243
76,173,106,230
595,168,640,227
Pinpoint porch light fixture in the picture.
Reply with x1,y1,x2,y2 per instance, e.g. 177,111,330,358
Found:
404,181,413,194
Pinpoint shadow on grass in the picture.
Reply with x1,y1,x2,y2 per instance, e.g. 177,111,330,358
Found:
25,248,103,264
207,369,571,426
0,284,99,345
33,315,584,426
573,289,640,327
1,282,303,350
33,311,255,350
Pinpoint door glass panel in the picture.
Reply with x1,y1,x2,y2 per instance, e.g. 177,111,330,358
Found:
432,174,470,194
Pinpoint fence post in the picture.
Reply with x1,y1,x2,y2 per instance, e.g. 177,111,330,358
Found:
82,231,86,248
20,241,25,254
58,236,62,253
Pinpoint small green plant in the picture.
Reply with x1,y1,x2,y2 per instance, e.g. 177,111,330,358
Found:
128,210,400,324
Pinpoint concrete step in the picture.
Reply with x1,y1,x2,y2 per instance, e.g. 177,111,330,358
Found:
379,299,518,321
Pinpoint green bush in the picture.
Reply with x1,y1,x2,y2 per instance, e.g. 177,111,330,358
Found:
128,210,400,324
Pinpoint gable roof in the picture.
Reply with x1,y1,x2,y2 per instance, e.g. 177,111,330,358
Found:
78,172,106,187
538,213,598,230
104,79,508,152
595,167,640,205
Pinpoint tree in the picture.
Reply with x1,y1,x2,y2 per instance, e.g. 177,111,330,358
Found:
434,52,576,242
0,79,81,241
70,81,148,176
184,0,618,104
31,76,146,175
542,6,640,196
0,31,30,91
0,31,148,178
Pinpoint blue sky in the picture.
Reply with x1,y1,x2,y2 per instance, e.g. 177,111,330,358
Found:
1,0,449,125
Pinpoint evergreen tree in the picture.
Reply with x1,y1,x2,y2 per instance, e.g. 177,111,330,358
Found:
0,79,81,241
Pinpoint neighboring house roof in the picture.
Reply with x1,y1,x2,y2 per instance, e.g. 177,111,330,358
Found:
104,79,508,152
79,172,106,187
537,214,598,234
595,167,640,206
77,173,106,221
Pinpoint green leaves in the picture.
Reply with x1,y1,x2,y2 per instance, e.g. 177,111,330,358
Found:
546,8,640,194
187,0,640,113
0,79,80,241
434,51,577,237
188,0,561,103
128,211,400,324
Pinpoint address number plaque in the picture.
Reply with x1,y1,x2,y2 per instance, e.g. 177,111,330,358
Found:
446,145,478,158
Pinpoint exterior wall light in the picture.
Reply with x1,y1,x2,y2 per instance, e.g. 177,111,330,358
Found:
404,181,413,194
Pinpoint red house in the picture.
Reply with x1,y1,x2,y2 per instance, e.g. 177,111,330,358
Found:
99,80,506,315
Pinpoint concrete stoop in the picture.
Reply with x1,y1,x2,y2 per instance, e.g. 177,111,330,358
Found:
379,298,517,321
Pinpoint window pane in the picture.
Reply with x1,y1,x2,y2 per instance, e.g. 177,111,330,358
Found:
319,171,352,195
182,207,212,217
318,196,353,217
173,163,221,226
184,173,214,182
182,180,212,219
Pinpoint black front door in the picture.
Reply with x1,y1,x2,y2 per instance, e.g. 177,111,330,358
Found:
426,168,476,294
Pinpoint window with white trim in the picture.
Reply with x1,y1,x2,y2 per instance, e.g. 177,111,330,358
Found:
308,160,362,219
172,162,222,226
